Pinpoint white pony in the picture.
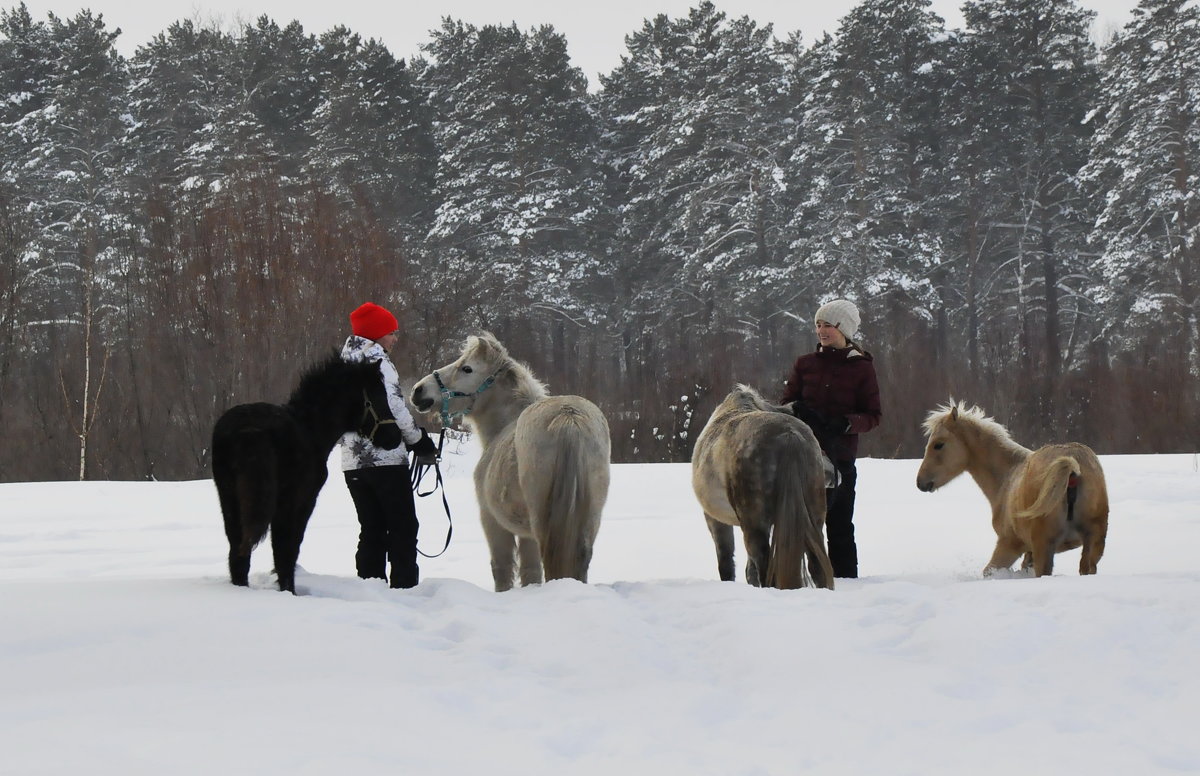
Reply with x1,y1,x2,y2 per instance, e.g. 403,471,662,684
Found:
411,333,610,591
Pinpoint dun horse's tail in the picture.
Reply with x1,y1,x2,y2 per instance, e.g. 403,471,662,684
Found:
767,449,835,590
1017,456,1080,521
538,409,607,583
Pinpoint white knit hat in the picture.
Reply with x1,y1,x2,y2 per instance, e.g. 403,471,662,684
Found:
815,299,861,339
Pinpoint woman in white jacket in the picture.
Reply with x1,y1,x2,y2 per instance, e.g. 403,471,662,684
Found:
341,302,437,588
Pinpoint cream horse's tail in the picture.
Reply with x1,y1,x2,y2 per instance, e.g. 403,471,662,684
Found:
1016,456,1080,520
535,403,609,583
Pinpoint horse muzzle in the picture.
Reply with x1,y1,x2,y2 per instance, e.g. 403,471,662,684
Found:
916,478,937,493
411,385,434,412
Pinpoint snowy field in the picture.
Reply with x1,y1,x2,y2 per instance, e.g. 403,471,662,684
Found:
1,439,1198,775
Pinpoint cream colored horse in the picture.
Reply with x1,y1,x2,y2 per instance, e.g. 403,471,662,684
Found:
411,333,610,591
916,402,1109,577
692,385,834,590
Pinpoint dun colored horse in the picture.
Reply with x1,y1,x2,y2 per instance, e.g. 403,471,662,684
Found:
411,333,610,591
212,354,403,593
916,402,1109,577
692,385,835,590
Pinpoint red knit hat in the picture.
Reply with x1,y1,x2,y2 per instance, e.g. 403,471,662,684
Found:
349,302,398,341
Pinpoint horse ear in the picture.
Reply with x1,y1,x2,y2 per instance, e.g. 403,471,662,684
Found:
950,405,959,422
475,331,507,361
469,334,492,360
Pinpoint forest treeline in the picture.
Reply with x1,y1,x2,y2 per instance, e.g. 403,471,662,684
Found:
1,0,1197,481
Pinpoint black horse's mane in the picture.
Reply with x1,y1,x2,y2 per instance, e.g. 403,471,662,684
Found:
286,351,362,412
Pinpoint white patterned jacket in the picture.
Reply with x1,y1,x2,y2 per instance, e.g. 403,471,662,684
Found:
339,335,423,470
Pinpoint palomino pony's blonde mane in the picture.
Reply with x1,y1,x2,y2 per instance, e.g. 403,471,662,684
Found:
464,332,548,406
922,400,1027,454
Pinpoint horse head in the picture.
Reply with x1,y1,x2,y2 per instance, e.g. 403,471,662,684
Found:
916,403,972,492
411,332,510,425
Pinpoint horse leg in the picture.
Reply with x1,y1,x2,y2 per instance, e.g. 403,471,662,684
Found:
517,537,544,587
983,537,1024,577
705,515,736,582
270,517,302,594
1079,523,1106,575
270,526,299,594
214,472,250,586
1027,513,1065,578
229,544,252,588
480,509,518,592
1030,540,1057,577
270,496,314,594
741,525,770,587
1023,519,1059,578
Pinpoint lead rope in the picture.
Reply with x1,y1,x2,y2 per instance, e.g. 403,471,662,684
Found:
411,430,452,558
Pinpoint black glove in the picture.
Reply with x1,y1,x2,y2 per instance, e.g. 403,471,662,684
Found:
824,414,850,435
791,402,848,449
408,429,438,466
789,400,825,429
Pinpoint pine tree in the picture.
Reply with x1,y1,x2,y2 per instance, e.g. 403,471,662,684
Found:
598,2,790,365
957,0,1100,430
126,15,321,193
420,20,606,339
939,24,1002,382
304,32,436,238
1081,0,1200,376
788,0,948,319
0,3,54,400
14,9,130,478
0,3,53,125
125,20,236,192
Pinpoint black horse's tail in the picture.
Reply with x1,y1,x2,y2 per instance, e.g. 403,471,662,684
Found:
232,429,277,555
214,422,278,586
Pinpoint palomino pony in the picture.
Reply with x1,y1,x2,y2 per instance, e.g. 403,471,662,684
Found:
411,333,610,591
692,385,835,590
916,402,1109,577
212,354,403,593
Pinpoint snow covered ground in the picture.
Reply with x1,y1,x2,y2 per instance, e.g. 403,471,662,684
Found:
1,439,1198,775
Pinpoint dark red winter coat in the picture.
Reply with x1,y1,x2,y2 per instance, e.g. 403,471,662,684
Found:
780,345,882,461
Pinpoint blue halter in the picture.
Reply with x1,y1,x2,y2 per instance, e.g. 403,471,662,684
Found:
433,367,503,428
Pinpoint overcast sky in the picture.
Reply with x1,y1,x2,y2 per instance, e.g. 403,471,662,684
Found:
17,0,1143,84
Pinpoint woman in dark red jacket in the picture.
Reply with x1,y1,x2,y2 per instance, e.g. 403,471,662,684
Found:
780,299,881,578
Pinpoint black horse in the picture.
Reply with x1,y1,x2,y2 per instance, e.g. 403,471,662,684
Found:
212,353,405,593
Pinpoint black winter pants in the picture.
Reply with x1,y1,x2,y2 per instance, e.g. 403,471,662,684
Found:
344,465,419,588
826,460,858,578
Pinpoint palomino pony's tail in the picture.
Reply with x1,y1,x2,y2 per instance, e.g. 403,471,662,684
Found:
1016,456,1080,521
767,451,835,590
538,411,606,583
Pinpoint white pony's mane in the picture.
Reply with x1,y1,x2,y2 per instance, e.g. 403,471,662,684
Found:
922,400,1021,450
464,332,548,404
